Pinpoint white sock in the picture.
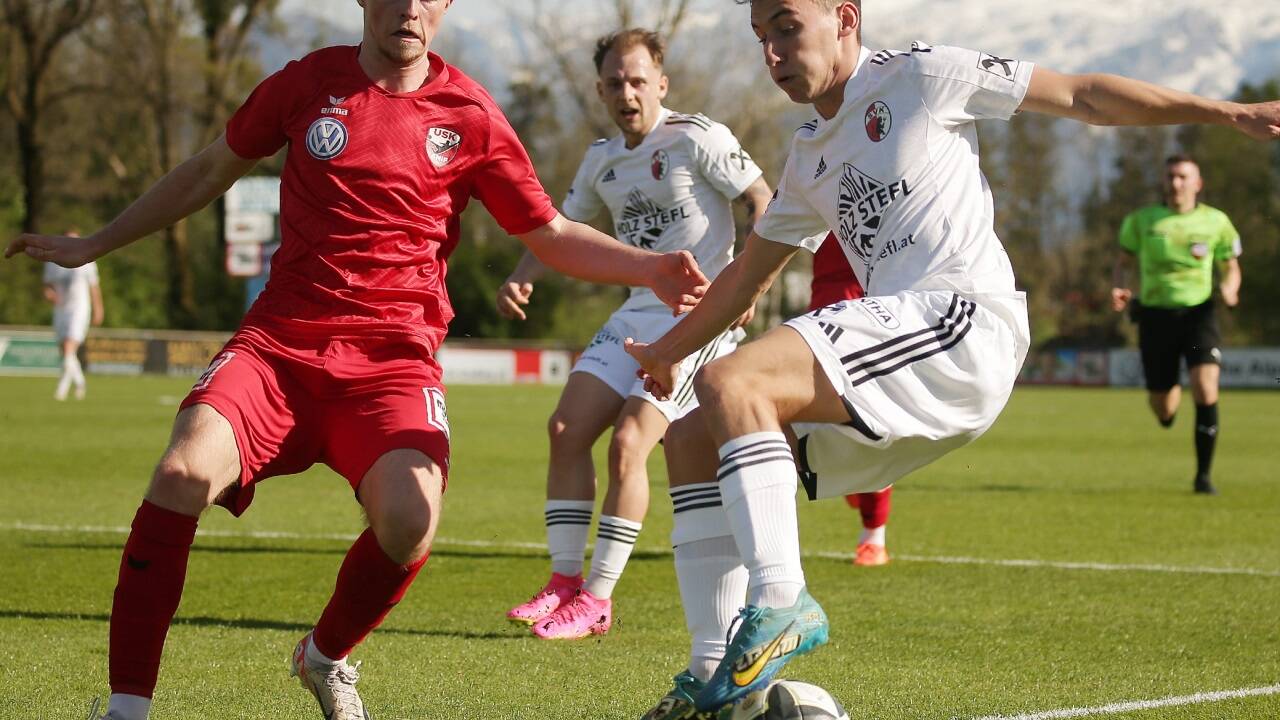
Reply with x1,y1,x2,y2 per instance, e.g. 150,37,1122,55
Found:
55,355,74,399
584,515,641,599
544,499,593,577
305,635,343,667
671,482,749,682
859,524,886,546
106,693,151,720
718,432,804,609
71,355,86,391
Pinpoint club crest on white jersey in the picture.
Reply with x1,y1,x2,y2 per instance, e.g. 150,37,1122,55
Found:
306,117,348,160
426,127,462,168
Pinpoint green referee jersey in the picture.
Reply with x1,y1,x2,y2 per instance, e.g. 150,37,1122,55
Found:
1118,203,1242,308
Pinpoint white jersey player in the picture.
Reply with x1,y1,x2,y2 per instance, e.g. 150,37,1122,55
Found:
43,257,103,400
497,29,772,641
626,1,1280,717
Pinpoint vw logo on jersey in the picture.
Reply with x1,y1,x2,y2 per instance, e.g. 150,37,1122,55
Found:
306,117,348,160
865,101,892,142
651,149,670,180
426,127,462,168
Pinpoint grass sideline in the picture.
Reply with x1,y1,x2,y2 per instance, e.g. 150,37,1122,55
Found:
1,376,1277,719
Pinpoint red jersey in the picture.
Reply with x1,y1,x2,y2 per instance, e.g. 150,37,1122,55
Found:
225,47,557,354
808,232,864,311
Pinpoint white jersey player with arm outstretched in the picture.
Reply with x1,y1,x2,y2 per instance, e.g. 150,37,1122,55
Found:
625,1,1279,717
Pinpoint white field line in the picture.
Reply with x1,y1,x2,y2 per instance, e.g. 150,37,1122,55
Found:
3,521,1279,579
965,683,1280,719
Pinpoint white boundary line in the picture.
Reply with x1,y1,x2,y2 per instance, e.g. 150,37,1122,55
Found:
965,683,1280,719
3,521,1278,579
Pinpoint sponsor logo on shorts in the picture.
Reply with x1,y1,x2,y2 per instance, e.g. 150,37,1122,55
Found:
855,297,901,330
193,351,236,391
306,118,348,160
426,127,462,168
424,387,450,438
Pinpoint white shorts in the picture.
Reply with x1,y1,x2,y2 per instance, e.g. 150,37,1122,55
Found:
53,308,90,343
574,308,743,422
786,291,1029,500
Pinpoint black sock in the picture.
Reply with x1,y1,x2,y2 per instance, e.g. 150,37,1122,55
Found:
1194,403,1219,478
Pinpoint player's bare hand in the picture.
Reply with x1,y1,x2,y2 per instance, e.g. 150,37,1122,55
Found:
496,279,534,321
1234,100,1280,141
625,337,677,400
1110,287,1132,313
5,233,97,267
1221,285,1240,308
731,304,757,330
651,250,709,316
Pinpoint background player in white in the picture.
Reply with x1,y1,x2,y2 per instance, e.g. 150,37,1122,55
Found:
625,1,1280,716
43,230,104,401
498,28,772,640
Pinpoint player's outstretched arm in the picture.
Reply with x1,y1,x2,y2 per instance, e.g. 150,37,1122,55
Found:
626,232,799,399
1021,68,1280,140
1219,258,1242,307
5,134,257,267
518,213,708,315
1110,251,1135,313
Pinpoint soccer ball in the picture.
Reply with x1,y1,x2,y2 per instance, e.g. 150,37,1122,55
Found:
720,680,850,720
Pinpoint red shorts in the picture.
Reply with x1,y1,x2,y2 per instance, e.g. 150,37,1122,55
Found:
180,325,451,516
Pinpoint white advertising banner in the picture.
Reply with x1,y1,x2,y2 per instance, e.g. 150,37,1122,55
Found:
1108,348,1280,389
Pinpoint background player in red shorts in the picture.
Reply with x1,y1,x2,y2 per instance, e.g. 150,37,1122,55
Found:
811,232,893,567
5,2,707,719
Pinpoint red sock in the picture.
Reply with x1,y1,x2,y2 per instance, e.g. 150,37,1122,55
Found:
312,528,429,659
109,501,199,698
858,486,893,531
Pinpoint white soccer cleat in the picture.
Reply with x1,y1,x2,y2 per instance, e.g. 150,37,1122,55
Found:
289,633,372,720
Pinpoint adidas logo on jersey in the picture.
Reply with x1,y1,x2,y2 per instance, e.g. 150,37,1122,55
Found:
602,168,617,183
814,157,828,180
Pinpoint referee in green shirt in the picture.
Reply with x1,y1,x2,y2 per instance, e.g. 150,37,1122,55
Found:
1111,154,1242,495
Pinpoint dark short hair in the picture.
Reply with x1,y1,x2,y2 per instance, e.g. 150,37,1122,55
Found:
593,29,665,73
733,0,862,41
1166,153,1199,168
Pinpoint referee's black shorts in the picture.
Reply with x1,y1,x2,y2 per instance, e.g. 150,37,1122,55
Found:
1134,300,1221,392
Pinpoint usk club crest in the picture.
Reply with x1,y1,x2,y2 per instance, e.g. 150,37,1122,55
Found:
426,127,462,168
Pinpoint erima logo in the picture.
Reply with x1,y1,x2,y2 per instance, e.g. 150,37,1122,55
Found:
855,298,901,330
321,95,349,116
814,157,828,180
306,117,348,160
617,188,690,249
978,53,1018,80
329,95,346,105
836,163,912,263
602,168,617,183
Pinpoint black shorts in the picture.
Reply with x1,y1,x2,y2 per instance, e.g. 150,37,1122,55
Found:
1135,300,1221,392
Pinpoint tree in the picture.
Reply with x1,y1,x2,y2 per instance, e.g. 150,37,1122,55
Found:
1,0,98,233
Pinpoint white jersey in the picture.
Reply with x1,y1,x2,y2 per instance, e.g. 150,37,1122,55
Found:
563,107,763,312
44,262,99,318
756,44,1035,298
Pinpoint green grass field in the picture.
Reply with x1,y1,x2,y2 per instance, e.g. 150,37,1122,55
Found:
1,376,1277,719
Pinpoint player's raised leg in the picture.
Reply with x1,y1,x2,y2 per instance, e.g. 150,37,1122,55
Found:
508,371,625,626
533,396,665,638
691,326,848,711
292,449,442,720
102,404,241,720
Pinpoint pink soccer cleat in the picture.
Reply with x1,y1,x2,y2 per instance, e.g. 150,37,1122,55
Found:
506,572,582,626
853,542,889,567
531,588,612,640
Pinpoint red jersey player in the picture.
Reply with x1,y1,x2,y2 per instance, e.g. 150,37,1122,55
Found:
810,232,892,567
6,2,707,719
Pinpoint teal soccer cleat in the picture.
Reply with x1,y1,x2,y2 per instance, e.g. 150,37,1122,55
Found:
641,670,714,720
694,587,829,712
